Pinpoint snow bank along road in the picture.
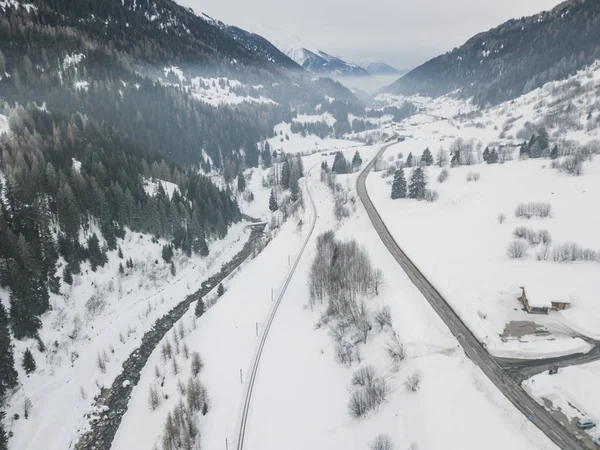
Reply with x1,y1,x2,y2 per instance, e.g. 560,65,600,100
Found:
235,168,318,450
357,144,587,450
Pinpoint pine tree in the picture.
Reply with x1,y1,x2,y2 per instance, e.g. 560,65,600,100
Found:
409,167,427,200
118,247,123,259
550,145,559,159
194,297,205,317
483,147,490,163
421,148,433,166
118,263,124,275
22,348,36,374
217,283,224,297
237,173,246,192
391,168,407,199
537,127,549,152
87,233,107,272
170,261,176,276
332,152,349,174
519,143,530,159
352,151,363,170
405,153,413,167
268,189,278,212
63,266,73,285
262,142,272,168
0,411,8,450
281,159,291,189
321,161,329,172
0,303,18,400
290,166,300,202
487,149,499,164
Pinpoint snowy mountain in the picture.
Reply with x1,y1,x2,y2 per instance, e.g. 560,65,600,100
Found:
361,62,404,76
384,0,600,105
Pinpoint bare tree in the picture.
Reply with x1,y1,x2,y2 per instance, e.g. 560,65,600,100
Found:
507,240,528,259
348,389,369,418
435,148,449,167
149,385,161,411
352,365,377,387
370,434,394,450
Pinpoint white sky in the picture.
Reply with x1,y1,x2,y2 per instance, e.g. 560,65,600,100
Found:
177,0,564,69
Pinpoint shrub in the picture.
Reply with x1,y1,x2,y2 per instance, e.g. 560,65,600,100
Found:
551,243,598,263
507,240,528,259
405,371,422,392
559,154,584,176
437,168,449,183
513,227,551,246
373,305,392,330
370,434,394,450
514,202,552,219
352,365,377,387
424,189,439,202
386,332,405,364
348,389,369,418
466,172,480,182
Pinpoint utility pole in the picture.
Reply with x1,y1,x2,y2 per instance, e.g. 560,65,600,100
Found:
288,255,290,267
271,288,274,302
256,322,258,337
226,439,229,450
240,368,243,384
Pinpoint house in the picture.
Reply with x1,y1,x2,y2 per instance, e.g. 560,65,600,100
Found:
517,287,571,315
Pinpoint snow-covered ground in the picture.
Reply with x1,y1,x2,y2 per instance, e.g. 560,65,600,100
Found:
111,145,556,450
2,221,251,450
265,122,361,156
367,153,600,357
524,361,600,443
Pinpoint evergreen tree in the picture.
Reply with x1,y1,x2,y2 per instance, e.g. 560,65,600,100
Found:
483,147,490,163
87,234,107,272
332,151,349,174
537,127,549,152
321,161,329,172
281,159,291,189
550,145,559,159
162,244,174,263
391,168,407,199
351,151,363,170
0,303,18,400
487,149,499,164
451,150,460,167
421,148,433,166
409,167,427,200
519,142,530,159
268,189,278,212
262,142,272,168
405,152,413,167
194,297,205,317
244,141,259,168
290,172,300,202
118,247,123,259
217,283,224,297
170,261,176,276
10,294,41,340
0,411,8,450
22,348,36,374
56,182,80,240
295,156,304,177
118,263,124,275
63,266,73,285
237,173,246,192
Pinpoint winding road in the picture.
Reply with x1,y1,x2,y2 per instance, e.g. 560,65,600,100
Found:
235,167,318,450
357,143,590,450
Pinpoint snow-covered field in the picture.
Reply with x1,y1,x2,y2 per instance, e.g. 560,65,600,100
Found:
265,121,361,156
368,153,600,357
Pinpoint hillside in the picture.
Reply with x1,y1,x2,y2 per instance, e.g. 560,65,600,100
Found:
384,0,600,106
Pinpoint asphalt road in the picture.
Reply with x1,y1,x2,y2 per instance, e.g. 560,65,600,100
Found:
235,167,318,450
357,143,588,450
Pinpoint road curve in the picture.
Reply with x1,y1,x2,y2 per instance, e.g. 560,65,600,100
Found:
357,144,587,450
235,167,318,450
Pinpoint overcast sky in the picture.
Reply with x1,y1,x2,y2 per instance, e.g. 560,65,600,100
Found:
177,0,563,69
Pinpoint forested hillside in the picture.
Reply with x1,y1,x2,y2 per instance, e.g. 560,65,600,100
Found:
385,0,600,105
0,0,369,445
